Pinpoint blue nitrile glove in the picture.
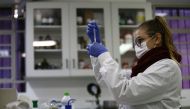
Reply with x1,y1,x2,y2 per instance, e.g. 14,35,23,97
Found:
86,20,101,43
87,42,107,57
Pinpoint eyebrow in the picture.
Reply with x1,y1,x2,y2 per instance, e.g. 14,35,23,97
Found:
136,36,144,39
136,34,149,39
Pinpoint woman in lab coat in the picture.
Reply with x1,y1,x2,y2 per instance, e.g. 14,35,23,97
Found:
86,16,182,109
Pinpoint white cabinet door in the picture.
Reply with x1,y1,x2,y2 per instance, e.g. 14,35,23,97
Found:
69,2,112,76
26,2,70,77
111,2,152,69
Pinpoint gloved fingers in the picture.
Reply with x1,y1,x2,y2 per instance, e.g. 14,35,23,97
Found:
86,44,93,55
87,25,96,33
86,20,101,44
86,44,91,50
87,23,96,27
86,24,95,43
93,22,101,43
95,30,101,43
87,27,94,32
88,22,101,43
93,22,98,29
88,42,108,57
88,20,96,25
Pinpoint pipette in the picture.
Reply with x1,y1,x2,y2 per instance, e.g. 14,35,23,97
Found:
93,26,96,43
91,20,96,44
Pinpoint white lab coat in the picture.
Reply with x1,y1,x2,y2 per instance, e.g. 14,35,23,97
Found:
91,52,182,109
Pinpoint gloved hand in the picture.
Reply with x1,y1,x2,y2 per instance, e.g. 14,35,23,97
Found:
87,42,107,57
86,20,101,43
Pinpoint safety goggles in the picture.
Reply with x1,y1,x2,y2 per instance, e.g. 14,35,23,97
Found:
134,34,156,47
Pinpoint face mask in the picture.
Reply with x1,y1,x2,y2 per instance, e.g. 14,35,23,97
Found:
135,41,150,59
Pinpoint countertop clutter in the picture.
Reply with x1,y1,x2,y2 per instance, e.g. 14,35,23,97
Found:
0,88,32,109
0,88,17,109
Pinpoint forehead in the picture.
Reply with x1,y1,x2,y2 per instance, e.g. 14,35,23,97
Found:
134,29,148,38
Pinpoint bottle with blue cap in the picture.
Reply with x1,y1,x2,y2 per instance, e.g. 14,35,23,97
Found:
61,92,75,109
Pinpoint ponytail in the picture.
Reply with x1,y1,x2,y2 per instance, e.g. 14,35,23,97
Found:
154,16,178,63
138,16,181,64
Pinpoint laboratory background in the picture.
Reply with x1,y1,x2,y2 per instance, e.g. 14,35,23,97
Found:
0,0,190,109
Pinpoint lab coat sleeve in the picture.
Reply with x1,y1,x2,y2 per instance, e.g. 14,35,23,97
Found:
91,55,130,83
90,55,103,83
92,52,179,105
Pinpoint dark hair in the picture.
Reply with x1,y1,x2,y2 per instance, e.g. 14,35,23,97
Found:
137,16,178,63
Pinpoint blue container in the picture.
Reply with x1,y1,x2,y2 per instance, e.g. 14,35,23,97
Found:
65,105,72,109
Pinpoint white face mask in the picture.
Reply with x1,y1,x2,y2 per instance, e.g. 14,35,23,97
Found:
135,41,150,59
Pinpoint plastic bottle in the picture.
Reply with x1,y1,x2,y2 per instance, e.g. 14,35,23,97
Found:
32,100,38,109
61,92,71,106
136,11,145,24
49,99,58,109
61,92,76,109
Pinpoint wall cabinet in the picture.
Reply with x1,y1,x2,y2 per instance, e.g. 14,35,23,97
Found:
26,2,152,77
26,3,70,77
69,2,112,76
111,2,152,69
26,2,112,77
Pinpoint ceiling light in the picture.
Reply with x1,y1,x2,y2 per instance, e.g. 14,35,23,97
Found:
33,40,56,47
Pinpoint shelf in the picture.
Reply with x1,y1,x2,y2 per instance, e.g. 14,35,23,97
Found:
0,56,11,58
77,25,104,28
119,25,139,28
77,25,104,32
166,16,190,20
182,76,190,81
171,29,190,34
26,69,69,78
0,67,11,70
16,30,25,33
120,48,135,56
34,25,61,33
0,79,12,83
0,30,12,34
78,49,87,52
174,42,190,45
177,52,190,56
14,80,26,83
34,49,62,52
77,25,104,33
0,44,11,46
0,16,12,20
34,25,61,28
180,64,190,67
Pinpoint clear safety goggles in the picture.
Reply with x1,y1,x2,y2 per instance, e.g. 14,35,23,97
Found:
134,34,156,47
